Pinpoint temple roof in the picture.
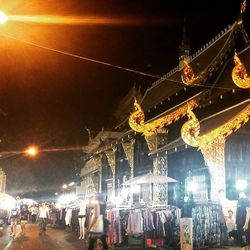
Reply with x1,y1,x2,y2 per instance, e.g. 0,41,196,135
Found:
114,84,141,124
87,20,250,155
82,129,123,154
141,22,240,111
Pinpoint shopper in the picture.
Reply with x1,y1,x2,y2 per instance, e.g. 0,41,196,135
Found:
8,206,19,238
236,192,250,247
31,205,39,223
37,203,49,235
20,204,29,236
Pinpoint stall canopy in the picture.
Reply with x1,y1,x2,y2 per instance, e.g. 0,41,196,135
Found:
123,172,177,185
19,198,38,206
0,192,16,210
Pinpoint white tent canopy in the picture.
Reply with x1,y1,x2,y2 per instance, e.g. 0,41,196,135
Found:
19,198,38,206
123,172,177,186
0,192,16,210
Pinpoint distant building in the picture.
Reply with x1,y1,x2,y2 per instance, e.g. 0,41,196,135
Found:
0,168,6,193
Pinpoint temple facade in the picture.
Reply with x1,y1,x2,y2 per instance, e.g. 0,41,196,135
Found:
77,6,250,206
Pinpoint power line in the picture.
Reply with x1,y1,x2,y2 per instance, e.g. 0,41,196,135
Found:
1,32,238,91
2,32,161,79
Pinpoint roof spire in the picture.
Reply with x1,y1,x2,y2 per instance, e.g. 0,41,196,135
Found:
240,0,247,14
179,17,190,62
237,0,250,45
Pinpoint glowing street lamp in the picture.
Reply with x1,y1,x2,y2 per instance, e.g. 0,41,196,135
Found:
0,11,8,24
62,184,68,189
25,146,38,157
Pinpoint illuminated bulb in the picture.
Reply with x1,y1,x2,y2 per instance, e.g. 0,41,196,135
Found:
25,146,38,157
236,180,247,190
187,181,197,192
121,188,129,198
133,184,140,194
0,11,8,24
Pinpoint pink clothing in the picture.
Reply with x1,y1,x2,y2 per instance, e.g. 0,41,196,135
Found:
126,210,143,235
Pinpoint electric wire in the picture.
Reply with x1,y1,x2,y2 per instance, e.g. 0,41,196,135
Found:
0,32,240,91
2,32,161,79
0,146,83,160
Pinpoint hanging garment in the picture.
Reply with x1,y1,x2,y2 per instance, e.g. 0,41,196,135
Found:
126,210,143,235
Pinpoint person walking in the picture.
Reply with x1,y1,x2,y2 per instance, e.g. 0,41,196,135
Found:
37,203,49,235
20,204,29,236
8,205,19,238
31,205,39,223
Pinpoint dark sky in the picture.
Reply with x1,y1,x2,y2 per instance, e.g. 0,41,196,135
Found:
0,0,246,198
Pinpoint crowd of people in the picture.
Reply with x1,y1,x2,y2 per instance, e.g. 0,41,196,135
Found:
1,191,250,249
8,202,52,238
1,194,110,250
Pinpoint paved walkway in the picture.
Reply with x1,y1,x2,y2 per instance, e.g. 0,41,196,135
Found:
0,223,85,250
0,223,245,250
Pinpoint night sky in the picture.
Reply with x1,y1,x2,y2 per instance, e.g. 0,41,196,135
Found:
0,0,247,199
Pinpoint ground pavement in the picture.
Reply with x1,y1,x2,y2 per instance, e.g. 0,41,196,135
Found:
0,223,85,250
0,223,245,250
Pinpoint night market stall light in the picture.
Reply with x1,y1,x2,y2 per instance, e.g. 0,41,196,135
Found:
236,179,248,191
58,193,77,205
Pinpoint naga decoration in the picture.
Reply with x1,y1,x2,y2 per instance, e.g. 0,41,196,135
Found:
181,104,250,150
181,103,250,200
129,98,198,137
232,51,250,89
181,58,200,86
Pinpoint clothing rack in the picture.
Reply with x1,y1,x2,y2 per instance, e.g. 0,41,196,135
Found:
110,205,178,250
117,204,178,211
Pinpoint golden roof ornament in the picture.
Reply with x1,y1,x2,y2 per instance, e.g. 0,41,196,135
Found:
240,0,247,14
181,58,200,86
129,98,198,137
181,104,250,150
232,51,250,89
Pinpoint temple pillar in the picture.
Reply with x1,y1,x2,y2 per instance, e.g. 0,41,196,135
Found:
105,148,117,195
146,133,168,205
122,139,135,178
201,138,226,201
153,153,168,205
